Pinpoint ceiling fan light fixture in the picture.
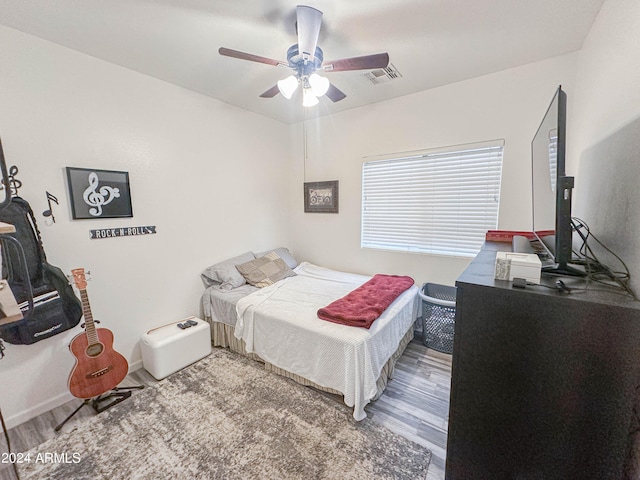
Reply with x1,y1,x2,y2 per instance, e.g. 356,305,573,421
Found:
302,88,319,107
296,6,323,62
308,73,330,97
277,75,299,99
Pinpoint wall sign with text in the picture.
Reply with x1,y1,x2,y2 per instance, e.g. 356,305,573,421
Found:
89,225,156,240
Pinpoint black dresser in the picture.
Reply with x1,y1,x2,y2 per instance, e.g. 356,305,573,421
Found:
445,242,640,479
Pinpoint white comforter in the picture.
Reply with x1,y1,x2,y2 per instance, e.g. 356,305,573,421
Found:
234,262,419,420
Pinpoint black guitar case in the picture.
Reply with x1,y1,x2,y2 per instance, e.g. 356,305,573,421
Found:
0,196,82,345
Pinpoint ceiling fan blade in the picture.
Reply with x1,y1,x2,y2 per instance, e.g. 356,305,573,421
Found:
296,5,323,62
325,83,347,102
259,85,281,98
323,53,389,72
218,47,286,67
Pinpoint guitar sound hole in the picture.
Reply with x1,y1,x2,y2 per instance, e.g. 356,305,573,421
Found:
86,343,104,357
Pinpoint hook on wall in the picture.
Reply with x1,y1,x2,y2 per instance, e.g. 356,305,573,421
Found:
43,191,59,225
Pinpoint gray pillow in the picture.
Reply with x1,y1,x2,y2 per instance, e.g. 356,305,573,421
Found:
252,247,298,269
201,251,256,290
236,251,296,288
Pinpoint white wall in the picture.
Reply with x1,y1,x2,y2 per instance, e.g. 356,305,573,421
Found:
289,55,577,287
569,0,640,295
569,0,640,162
0,26,291,427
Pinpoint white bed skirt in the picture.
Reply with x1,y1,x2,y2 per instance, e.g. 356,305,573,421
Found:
206,318,414,404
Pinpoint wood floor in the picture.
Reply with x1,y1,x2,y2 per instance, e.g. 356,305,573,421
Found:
367,339,452,480
0,337,452,480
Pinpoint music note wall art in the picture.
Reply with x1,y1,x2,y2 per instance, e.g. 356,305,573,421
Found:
66,167,133,220
0,165,23,197
43,191,59,224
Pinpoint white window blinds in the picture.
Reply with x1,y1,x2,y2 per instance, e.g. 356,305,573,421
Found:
361,141,504,257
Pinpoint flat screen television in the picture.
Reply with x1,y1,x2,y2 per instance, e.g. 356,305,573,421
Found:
531,85,583,276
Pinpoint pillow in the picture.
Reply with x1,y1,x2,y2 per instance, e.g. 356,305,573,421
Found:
252,247,298,269
201,251,256,290
236,251,296,288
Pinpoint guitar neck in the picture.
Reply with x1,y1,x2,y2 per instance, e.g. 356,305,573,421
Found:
78,288,99,345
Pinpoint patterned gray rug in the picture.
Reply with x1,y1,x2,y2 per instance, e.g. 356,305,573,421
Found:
20,348,431,479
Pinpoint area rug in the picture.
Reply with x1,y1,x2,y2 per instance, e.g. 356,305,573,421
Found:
19,348,431,479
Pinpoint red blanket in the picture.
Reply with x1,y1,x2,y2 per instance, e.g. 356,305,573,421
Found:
317,274,414,329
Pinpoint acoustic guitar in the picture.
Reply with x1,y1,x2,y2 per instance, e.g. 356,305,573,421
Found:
67,268,128,399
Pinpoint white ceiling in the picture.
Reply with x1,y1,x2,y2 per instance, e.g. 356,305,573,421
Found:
0,0,604,124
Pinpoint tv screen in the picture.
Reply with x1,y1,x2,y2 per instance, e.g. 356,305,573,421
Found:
531,88,561,238
531,86,583,276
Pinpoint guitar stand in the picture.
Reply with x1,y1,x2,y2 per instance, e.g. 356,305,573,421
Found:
54,385,145,432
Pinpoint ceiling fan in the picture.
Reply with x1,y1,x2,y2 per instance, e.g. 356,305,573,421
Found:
219,5,390,107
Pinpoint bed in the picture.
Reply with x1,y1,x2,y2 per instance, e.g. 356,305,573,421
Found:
200,248,419,420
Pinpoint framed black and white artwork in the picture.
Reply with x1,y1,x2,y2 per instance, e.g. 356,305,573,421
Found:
66,167,133,220
304,180,339,213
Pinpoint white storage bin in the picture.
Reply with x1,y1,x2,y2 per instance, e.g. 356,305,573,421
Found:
141,316,211,380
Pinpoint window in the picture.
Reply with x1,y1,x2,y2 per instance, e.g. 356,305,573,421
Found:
361,141,504,257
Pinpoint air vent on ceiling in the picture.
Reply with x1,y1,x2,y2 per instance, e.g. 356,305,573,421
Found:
363,63,402,85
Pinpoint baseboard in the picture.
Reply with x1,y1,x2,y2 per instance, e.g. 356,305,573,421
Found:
128,359,143,373
4,390,75,430
5,359,145,429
